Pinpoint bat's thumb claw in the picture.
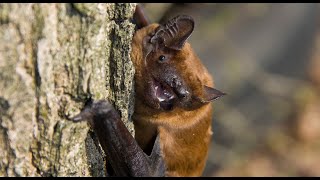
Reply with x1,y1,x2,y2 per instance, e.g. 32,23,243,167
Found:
69,108,93,123
67,99,113,123
71,113,85,122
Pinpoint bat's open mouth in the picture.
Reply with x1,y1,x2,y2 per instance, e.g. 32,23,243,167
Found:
153,79,176,111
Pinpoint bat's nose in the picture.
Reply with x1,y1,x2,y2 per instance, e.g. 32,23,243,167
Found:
164,74,191,100
176,88,189,98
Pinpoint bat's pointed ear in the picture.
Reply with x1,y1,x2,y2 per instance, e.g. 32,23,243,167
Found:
183,85,226,110
151,15,194,50
201,85,226,102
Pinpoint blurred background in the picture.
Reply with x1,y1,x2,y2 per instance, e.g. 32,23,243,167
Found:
141,3,320,176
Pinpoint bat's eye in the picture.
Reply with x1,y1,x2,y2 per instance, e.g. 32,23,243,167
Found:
158,55,166,62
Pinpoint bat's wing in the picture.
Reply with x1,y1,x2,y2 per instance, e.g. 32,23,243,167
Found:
71,100,166,177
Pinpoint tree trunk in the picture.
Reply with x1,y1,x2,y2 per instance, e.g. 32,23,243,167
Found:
0,3,136,177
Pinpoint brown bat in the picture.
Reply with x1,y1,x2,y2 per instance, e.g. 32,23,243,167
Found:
71,4,225,177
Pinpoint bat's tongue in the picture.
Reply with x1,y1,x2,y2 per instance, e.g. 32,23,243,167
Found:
155,83,176,110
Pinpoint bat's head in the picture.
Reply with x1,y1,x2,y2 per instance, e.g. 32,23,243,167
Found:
131,15,225,111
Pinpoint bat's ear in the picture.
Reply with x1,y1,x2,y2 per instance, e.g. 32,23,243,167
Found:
184,85,226,110
201,86,226,102
151,15,194,50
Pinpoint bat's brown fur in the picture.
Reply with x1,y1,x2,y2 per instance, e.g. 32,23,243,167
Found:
131,24,216,176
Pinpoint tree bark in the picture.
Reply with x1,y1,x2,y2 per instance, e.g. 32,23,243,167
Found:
0,3,136,177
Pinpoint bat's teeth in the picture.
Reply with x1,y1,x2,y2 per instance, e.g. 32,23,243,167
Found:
158,97,165,102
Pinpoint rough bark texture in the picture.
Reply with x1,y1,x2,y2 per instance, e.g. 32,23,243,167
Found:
0,3,136,177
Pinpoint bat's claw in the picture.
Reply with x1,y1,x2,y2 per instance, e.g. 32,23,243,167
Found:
70,108,91,122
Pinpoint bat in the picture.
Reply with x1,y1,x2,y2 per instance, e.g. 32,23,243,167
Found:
71,4,225,177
